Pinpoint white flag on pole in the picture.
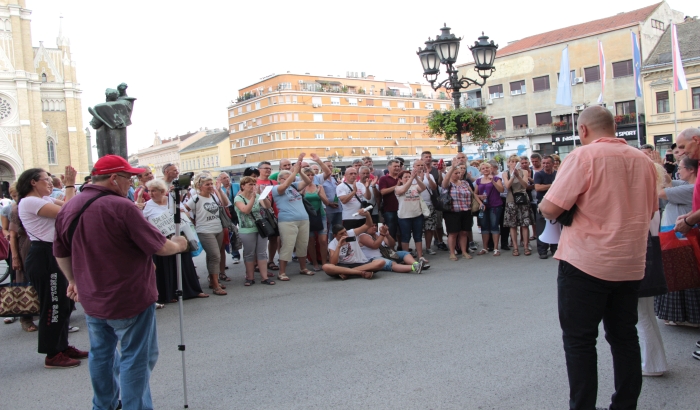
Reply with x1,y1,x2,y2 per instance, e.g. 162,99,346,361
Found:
556,47,572,106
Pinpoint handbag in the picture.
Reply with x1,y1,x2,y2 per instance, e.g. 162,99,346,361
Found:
513,192,528,205
639,233,668,297
0,283,40,317
379,244,402,262
659,227,700,292
557,204,577,227
240,195,277,238
0,233,8,260
419,197,431,218
213,196,235,230
291,184,318,217
469,185,481,213
435,184,452,212
344,183,370,209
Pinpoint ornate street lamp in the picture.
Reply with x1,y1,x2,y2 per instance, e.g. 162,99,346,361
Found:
417,24,498,152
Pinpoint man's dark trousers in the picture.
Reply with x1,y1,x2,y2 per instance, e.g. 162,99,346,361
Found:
558,261,642,410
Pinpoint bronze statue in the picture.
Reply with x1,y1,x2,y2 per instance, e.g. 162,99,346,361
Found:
89,83,136,160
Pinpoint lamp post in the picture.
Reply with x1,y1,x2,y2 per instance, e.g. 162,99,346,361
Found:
417,24,498,153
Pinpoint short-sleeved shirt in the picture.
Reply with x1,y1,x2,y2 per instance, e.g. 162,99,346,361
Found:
271,184,308,222
322,175,342,215
18,196,58,242
413,174,435,203
186,195,223,234
234,194,262,234
328,229,369,264
378,175,400,212
534,170,557,203
442,181,471,212
0,201,11,219
396,184,423,219
694,175,700,212
663,181,692,225
476,176,503,207
336,182,367,221
53,185,167,320
544,137,658,281
134,186,151,202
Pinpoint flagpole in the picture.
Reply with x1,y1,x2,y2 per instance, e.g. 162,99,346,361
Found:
635,96,641,146
673,90,678,139
572,107,576,147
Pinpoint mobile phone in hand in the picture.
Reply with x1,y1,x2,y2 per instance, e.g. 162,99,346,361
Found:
345,237,356,242
666,153,674,162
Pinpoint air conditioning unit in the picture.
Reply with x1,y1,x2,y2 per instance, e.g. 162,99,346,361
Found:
402,107,406,111
365,147,369,150
526,128,534,134
380,147,384,150
487,99,493,105
407,131,412,135
298,80,304,84
312,104,319,108
575,104,586,111
325,147,330,151
388,107,392,110
532,144,541,151
574,77,584,84
268,87,272,92
348,135,353,140
352,149,356,154
358,99,363,102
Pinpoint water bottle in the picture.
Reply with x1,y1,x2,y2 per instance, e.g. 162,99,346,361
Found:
478,197,488,219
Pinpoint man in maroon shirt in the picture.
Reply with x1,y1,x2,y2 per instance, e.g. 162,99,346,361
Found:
378,159,402,244
54,155,186,410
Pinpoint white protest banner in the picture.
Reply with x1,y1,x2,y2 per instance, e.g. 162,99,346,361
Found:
150,212,176,236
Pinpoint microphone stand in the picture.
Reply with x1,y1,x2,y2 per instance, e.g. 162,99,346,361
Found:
171,182,189,408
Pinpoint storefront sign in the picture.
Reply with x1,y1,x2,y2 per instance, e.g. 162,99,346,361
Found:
614,125,646,142
552,134,580,146
654,135,672,144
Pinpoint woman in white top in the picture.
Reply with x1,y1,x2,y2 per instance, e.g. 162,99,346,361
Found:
143,179,207,304
394,169,427,263
184,173,228,296
17,166,87,368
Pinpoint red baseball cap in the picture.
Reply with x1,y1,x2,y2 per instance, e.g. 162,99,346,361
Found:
92,155,147,176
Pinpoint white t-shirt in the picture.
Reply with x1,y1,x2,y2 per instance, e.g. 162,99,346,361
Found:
18,196,57,242
396,184,423,219
328,229,369,264
336,181,367,221
358,233,386,260
413,174,435,203
186,195,222,234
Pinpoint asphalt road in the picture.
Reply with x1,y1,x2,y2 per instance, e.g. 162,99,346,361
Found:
2,244,699,410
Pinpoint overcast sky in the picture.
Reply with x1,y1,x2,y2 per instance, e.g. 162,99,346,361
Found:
27,0,698,154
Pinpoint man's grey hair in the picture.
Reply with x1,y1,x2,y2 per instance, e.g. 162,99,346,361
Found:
678,128,700,141
530,153,542,160
258,161,271,167
352,159,363,165
359,166,371,173
387,159,400,167
640,144,655,151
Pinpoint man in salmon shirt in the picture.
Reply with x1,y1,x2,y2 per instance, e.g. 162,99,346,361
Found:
539,106,657,410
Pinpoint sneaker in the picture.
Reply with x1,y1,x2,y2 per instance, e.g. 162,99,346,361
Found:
642,371,664,377
419,257,430,270
68,326,79,333
539,254,548,259
63,345,89,359
426,249,437,255
696,340,700,348
232,257,240,264
412,260,424,274
437,242,448,251
44,352,80,369
469,241,478,251
693,350,700,361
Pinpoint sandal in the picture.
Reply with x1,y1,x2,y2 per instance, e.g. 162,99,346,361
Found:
261,279,276,285
212,287,227,295
524,248,532,256
196,293,210,298
278,273,290,281
463,253,473,260
338,274,347,281
299,269,315,276
244,279,254,286
449,255,459,261
493,250,501,257
208,283,226,289
512,248,520,256
267,262,279,271
4,317,17,324
156,303,165,309
219,273,232,282
477,249,488,255
21,320,38,332
362,271,374,279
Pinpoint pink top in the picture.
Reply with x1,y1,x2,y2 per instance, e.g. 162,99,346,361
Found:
693,175,700,212
545,138,658,281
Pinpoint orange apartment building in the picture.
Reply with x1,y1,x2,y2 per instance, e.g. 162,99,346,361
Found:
226,72,457,173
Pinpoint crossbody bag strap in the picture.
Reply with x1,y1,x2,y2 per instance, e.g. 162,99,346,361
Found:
67,192,110,243
344,182,363,203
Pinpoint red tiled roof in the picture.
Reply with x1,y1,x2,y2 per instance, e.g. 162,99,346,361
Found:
494,3,661,58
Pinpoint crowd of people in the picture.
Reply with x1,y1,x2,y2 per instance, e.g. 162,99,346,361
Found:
2,107,699,409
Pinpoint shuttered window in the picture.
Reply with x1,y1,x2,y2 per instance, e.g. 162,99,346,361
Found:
383,115,392,123
584,66,600,82
510,80,526,95
612,60,633,78
365,99,374,106
535,112,552,126
332,113,341,121
366,115,375,122
656,91,670,113
348,114,359,122
492,118,506,131
532,76,550,92
512,115,528,128
488,84,504,98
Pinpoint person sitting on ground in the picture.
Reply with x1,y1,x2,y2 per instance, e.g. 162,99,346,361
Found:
357,223,424,273
323,209,384,280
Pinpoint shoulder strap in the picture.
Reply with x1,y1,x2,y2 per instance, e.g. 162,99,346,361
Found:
344,182,362,202
67,192,110,243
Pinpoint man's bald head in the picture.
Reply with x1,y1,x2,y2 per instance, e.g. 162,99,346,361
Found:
677,128,700,160
577,106,615,144
677,128,700,143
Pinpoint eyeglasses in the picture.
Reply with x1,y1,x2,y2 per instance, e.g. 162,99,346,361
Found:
115,174,132,181
259,167,271,170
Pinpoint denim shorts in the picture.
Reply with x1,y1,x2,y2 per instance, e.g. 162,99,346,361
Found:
371,251,410,271
481,205,502,234
398,215,424,243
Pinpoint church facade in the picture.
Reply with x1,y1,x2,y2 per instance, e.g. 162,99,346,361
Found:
0,0,89,189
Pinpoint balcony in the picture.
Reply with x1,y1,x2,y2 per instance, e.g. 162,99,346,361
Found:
614,113,645,126
464,98,486,110
553,122,574,133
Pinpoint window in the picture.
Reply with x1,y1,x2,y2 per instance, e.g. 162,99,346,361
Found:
413,101,420,108
383,115,391,123
414,116,422,124
238,123,244,131
425,103,434,110
366,115,375,122
246,104,251,112
510,80,526,95
535,112,552,126
692,87,700,110
366,99,375,106
312,96,322,105
255,101,261,109
293,113,299,121
397,102,405,109
285,96,291,104
615,100,636,115
47,139,56,164
492,118,506,131
584,66,600,83
439,104,447,110
229,110,235,118
651,19,664,30
488,84,504,99
313,113,323,122
256,118,262,126
292,95,298,103
278,82,292,90
286,113,293,122
656,91,670,113
238,107,242,114
41,73,47,83
612,60,633,78
382,100,390,108
398,117,406,124
512,115,528,129
331,97,340,105
332,114,341,121
348,98,358,106
257,136,263,144
532,76,550,92
280,132,287,140
348,114,358,122
315,133,325,139
248,139,253,146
